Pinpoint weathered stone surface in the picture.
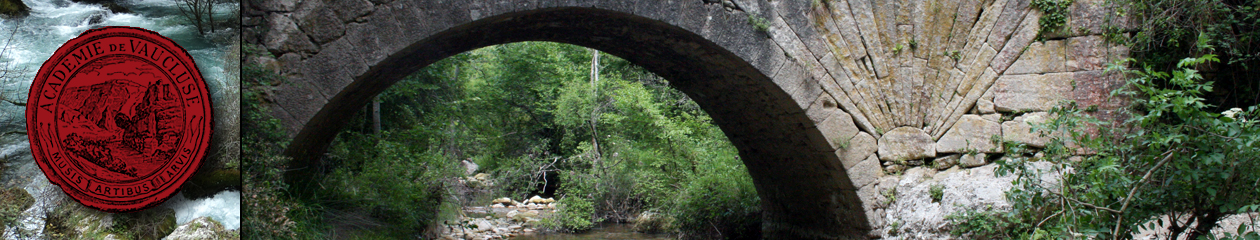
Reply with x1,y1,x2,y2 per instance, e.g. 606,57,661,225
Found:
878,127,936,161
991,10,1041,73
1006,40,1067,74
1067,0,1106,35
849,155,884,188
993,72,1073,112
257,0,296,12
330,0,374,22
1073,70,1127,124
264,13,318,54
986,0,1031,50
295,2,346,44
936,115,1002,153
817,107,861,151
1001,112,1061,148
976,98,996,114
934,154,960,170
1067,35,1107,71
242,0,1131,237
982,113,1001,122
839,132,878,169
959,152,987,167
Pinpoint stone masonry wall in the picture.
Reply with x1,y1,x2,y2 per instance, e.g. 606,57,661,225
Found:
242,0,1128,238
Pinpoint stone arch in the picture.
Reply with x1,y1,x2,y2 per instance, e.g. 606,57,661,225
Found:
252,0,872,238
246,0,1127,238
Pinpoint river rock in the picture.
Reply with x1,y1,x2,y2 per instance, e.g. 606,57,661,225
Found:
0,0,29,17
935,115,1002,154
878,127,936,162
492,197,514,206
631,211,676,233
462,160,479,175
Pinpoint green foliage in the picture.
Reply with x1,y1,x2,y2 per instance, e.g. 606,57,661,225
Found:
1030,0,1072,35
892,44,904,55
747,13,770,34
978,53,1260,239
321,135,456,237
545,171,598,232
1114,0,1260,109
240,44,303,239
929,184,945,203
671,161,762,239
946,206,1029,239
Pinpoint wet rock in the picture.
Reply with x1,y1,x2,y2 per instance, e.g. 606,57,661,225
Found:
0,0,30,17
165,216,240,240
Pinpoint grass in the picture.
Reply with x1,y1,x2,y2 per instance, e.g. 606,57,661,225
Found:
930,184,945,203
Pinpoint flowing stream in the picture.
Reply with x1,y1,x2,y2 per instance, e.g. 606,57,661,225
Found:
0,0,238,237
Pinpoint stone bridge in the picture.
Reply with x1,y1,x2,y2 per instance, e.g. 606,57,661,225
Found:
243,0,1126,238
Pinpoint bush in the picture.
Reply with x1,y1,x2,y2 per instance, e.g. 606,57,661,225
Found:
319,133,457,237
671,164,761,240
977,52,1260,239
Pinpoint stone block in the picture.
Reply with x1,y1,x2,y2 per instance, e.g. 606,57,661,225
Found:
933,154,959,170
877,127,935,161
936,115,1002,153
959,152,987,167
1006,40,1067,74
1001,112,1061,148
993,72,1073,112
264,13,319,54
296,4,346,44
838,132,878,169
849,155,883,189
818,108,861,151
976,98,996,114
258,0,296,12
1067,35,1106,71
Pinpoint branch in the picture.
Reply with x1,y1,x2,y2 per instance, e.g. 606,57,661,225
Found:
1113,148,1179,237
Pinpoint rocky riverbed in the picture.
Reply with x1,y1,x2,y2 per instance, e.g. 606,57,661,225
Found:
437,196,558,240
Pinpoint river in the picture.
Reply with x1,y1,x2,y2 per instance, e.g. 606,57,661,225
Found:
0,0,238,237
513,223,673,240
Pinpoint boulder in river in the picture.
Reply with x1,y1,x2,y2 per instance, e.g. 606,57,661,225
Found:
0,0,30,17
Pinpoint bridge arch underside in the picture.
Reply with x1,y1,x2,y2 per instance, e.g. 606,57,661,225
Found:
272,4,870,239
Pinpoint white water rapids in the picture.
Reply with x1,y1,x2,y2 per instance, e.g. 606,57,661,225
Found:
0,0,238,237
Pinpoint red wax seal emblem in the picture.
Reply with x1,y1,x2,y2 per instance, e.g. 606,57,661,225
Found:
26,26,212,212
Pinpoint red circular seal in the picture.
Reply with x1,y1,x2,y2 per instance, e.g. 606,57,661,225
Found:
26,26,212,212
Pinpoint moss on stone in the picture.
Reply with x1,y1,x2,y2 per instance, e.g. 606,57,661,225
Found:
0,0,30,18
0,187,33,229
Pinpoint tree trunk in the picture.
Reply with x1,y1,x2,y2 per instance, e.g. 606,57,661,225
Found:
1188,210,1222,240
589,48,601,165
